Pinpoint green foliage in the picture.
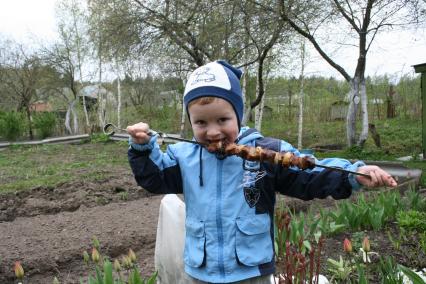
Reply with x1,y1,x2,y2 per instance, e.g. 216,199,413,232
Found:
396,210,426,231
356,263,368,284
326,256,356,283
33,112,57,139
378,256,405,284
420,232,426,256
328,191,402,232
90,133,111,143
397,264,426,284
403,188,426,212
0,111,26,141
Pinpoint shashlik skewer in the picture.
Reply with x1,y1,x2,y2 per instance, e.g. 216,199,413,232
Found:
206,141,371,178
104,123,370,178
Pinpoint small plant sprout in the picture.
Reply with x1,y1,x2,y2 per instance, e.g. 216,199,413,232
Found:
113,259,121,272
359,236,378,263
92,236,100,249
14,261,24,281
362,236,370,252
122,255,132,269
327,256,356,282
128,249,137,263
91,247,100,263
343,238,353,254
52,276,60,284
83,250,90,264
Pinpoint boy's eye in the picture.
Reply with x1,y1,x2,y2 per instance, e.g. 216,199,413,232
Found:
194,120,206,126
219,117,229,123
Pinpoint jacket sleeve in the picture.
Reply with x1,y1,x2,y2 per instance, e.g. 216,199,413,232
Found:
279,140,365,191
274,167,352,200
128,136,183,194
273,140,364,200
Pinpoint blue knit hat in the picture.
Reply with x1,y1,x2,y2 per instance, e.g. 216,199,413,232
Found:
184,60,243,127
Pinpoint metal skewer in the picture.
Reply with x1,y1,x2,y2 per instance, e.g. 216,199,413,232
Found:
103,123,201,145
104,123,370,178
313,163,371,178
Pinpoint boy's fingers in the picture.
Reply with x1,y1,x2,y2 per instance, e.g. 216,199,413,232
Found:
386,175,398,187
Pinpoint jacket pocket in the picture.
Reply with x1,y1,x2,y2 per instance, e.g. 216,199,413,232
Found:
235,214,273,266
184,218,206,267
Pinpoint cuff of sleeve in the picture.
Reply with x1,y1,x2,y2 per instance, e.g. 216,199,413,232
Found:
128,135,157,152
347,160,366,191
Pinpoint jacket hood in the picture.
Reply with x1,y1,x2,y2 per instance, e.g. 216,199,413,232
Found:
236,127,263,145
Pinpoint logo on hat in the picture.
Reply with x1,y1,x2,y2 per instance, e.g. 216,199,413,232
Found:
191,66,216,85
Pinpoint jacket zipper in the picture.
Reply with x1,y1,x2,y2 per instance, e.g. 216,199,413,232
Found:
215,158,226,279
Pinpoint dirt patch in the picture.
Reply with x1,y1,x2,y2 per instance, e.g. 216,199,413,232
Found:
0,169,151,222
0,172,425,283
0,173,160,284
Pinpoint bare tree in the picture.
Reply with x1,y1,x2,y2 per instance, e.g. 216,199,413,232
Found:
297,39,307,150
56,0,92,128
256,0,424,146
41,29,82,134
240,1,286,126
87,0,296,132
1,42,41,139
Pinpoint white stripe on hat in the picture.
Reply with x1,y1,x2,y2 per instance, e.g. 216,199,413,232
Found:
184,62,231,96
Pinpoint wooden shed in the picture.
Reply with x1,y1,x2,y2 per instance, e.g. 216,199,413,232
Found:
413,62,426,159
330,100,348,121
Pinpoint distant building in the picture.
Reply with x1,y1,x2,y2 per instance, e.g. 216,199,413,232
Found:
78,85,115,110
30,101,52,112
157,90,182,108
78,84,110,100
330,100,348,120
370,98,384,104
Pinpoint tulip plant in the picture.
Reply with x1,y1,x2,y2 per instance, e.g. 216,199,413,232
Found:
14,261,24,283
11,236,158,284
274,206,325,284
80,237,157,284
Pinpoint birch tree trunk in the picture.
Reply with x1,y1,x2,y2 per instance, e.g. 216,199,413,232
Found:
71,1,90,128
71,100,78,134
97,52,105,128
77,54,89,128
241,65,248,127
346,78,360,146
358,78,369,146
297,40,306,150
254,83,265,131
180,78,187,137
116,62,122,130
65,99,79,134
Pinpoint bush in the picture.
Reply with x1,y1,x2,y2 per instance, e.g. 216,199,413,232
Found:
33,112,57,139
0,111,26,141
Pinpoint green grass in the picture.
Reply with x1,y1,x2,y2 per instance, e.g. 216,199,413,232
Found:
0,115,424,192
0,141,129,192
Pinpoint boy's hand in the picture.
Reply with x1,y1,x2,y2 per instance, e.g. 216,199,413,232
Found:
355,165,398,188
126,122,151,144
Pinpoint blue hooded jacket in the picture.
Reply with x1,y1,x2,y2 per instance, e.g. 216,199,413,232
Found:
128,127,364,283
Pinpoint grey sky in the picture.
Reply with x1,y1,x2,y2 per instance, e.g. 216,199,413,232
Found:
0,0,425,80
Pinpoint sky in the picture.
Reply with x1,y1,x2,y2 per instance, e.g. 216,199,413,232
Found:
0,0,425,81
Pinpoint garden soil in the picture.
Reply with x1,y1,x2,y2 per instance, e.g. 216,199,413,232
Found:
0,167,425,283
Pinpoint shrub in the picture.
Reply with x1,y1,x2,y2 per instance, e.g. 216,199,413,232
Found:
0,111,26,141
33,112,57,139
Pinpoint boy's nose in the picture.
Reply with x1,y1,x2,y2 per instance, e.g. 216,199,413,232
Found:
206,126,221,139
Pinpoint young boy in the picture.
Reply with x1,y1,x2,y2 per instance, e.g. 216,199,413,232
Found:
127,61,397,284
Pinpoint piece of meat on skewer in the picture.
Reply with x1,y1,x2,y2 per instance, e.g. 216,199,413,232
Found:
206,141,315,170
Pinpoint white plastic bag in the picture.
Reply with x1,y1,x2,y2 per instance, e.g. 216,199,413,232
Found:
154,194,193,284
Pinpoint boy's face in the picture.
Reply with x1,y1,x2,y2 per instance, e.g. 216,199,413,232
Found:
188,98,239,145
